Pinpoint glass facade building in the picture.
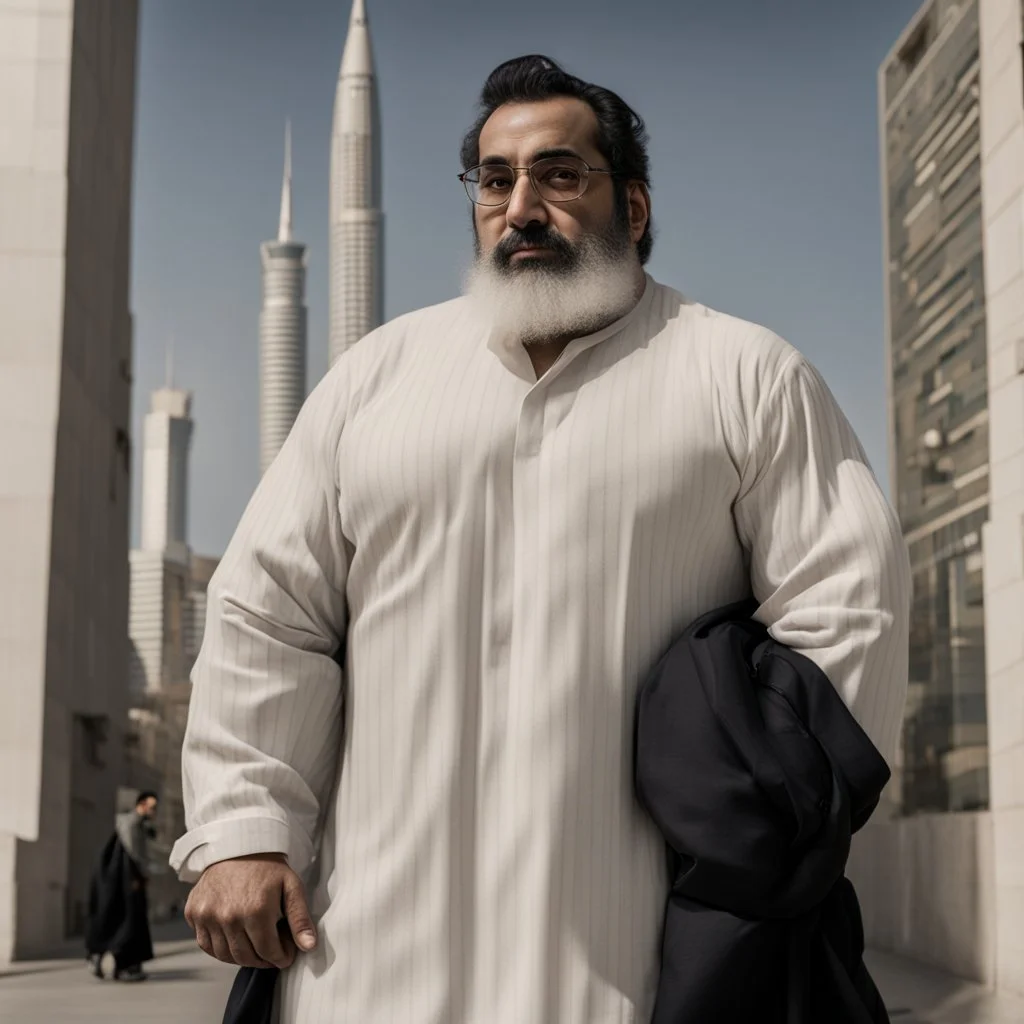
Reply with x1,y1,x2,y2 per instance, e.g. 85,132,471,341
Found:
880,0,990,814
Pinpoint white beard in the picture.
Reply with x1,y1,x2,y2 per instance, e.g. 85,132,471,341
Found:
463,233,641,346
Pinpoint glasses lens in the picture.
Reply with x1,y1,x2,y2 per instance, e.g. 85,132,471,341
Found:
532,157,587,201
464,164,514,206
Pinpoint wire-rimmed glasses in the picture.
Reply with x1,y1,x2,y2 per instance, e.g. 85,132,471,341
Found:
458,155,613,206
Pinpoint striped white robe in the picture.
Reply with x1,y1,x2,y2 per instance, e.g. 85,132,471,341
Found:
171,274,911,1023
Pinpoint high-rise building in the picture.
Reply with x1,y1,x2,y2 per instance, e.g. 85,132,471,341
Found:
259,121,308,474
140,370,193,561
329,0,384,367
880,0,990,816
125,379,217,923
129,379,195,697
0,0,139,961
849,0,1023,995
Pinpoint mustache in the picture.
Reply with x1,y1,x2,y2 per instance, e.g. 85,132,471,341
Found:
492,227,576,267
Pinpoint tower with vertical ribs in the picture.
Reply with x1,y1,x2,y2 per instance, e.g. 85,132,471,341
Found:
329,0,383,366
259,120,308,473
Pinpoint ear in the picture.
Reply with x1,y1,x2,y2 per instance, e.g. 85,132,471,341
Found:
626,182,650,246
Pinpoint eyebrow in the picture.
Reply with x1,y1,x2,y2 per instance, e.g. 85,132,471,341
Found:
477,146,586,166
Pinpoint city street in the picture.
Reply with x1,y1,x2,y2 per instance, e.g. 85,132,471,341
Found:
2,942,1024,1023
0,946,235,1022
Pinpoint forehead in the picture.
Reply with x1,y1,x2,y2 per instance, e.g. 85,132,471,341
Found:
477,97,601,162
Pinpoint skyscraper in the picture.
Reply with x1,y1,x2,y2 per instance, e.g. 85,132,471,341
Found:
879,0,990,817
130,373,195,698
126,376,216,923
0,0,139,961
853,0,1024,993
329,0,384,367
259,121,308,474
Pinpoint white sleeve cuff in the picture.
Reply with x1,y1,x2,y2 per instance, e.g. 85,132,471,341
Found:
168,816,315,883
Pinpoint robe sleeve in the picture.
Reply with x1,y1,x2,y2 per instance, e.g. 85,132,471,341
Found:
169,367,351,883
732,350,912,767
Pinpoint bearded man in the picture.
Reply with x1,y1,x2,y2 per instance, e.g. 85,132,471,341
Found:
173,55,910,1024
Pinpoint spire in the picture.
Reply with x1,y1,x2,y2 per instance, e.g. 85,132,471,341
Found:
278,119,293,242
165,334,174,389
340,0,374,77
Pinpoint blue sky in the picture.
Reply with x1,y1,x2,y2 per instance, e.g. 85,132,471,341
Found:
130,0,923,557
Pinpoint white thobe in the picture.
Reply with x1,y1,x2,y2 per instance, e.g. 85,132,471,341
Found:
171,275,911,1024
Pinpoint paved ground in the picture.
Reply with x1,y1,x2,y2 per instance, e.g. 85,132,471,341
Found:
2,942,1023,1023
867,950,1024,1024
0,946,234,1022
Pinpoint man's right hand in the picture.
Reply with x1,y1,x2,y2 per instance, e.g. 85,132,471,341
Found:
184,853,317,969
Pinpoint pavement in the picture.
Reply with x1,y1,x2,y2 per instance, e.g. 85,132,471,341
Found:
0,930,235,1023
2,935,1023,1023
866,950,1024,1024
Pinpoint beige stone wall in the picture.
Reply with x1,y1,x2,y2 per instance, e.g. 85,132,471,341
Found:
0,0,138,963
848,813,996,983
979,0,1024,996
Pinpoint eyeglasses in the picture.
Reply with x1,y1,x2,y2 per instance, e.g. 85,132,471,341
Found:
458,155,613,207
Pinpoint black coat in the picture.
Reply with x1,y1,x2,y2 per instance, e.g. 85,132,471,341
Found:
85,831,154,968
634,599,892,1023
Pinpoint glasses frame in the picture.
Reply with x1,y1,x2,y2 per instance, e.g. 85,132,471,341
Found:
458,157,615,207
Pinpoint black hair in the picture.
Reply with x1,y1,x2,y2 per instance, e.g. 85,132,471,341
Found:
460,55,654,264
136,790,158,805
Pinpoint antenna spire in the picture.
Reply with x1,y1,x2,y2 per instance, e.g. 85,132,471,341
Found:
278,119,293,242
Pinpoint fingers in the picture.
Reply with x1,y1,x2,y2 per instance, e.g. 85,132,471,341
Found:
194,923,231,965
281,872,317,952
246,914,295,970
224,924,273,969
194,919,273,968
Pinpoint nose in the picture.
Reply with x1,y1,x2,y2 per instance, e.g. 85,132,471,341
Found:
505,169,548,231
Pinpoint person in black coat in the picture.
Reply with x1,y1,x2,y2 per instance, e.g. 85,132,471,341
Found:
85,791,159,982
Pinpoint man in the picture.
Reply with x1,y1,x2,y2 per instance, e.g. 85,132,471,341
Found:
174,55,911,1023
86,791,158,982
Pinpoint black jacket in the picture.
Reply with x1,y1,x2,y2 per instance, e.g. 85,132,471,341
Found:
634,599,891,1023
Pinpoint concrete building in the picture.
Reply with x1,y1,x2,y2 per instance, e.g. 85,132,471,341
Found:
260,121,307,474
977,0,1024,994
329,0,384,367
0,0,139,961
881,0,989,820
847,0,1023,997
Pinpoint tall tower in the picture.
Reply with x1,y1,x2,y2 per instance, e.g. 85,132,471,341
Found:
329,0,384,367
260,121,308,473
140,360,194,563
126,372,213,925
879,0,989,819
131,370,195,703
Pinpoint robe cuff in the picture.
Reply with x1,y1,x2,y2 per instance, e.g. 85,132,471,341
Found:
168,816,314,883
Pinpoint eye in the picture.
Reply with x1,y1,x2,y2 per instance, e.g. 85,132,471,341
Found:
479,168,512,190
537,163,582,191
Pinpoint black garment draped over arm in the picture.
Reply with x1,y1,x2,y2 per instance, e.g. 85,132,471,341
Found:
634,599,892,1024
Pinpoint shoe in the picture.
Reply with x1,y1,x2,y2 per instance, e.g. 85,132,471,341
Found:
114,965,148,982
87,954,104,980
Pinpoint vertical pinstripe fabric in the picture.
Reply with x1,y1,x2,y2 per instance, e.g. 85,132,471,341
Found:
171,275,911,1024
